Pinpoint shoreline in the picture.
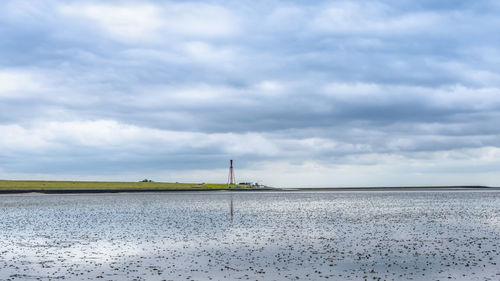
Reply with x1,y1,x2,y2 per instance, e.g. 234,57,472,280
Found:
0,188,278,194
0,186,497,194
289,185,496,191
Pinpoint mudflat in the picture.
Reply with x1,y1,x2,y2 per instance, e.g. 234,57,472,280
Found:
0,190,499,280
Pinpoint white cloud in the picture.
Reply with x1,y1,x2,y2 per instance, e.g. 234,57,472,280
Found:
310,2,441,35
321,82,500,112
161,3,239,37
0,70,42,98
241,147,500,187
182,41,236,63
59,3,164,43
0,120,280,156
431,85,500,111
59,2,239,43
322,82,381,99
254,81,285,95
0,124,53,152
124,84,257,110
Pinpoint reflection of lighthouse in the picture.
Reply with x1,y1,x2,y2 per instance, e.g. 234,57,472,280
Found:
230,196,234,223
227,159,235,187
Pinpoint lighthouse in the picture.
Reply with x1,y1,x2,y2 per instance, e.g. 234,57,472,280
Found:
227,159,235,186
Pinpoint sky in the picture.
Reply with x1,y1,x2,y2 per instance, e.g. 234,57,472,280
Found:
1,0,500,187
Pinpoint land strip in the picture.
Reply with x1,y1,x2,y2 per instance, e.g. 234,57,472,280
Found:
0,180,254,193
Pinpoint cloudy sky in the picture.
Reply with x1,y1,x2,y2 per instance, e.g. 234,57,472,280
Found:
1,0,500,187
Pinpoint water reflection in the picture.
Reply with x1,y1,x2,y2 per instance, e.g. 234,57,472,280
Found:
230,195,234,223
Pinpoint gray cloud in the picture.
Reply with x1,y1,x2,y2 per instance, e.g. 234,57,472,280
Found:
1,0,500,186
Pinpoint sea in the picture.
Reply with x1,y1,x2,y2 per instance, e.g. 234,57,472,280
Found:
0,189,499,280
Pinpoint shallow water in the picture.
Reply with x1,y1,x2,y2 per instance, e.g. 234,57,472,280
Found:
0,190,499,280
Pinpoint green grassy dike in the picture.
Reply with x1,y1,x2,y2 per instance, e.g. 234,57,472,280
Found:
0,180,247,191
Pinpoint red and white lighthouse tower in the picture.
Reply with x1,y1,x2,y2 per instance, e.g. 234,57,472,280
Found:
227,159,235,185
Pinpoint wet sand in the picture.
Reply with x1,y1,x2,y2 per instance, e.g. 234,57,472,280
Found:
0,190,499,280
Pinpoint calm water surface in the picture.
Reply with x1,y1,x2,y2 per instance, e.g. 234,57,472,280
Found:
0,190,499,280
